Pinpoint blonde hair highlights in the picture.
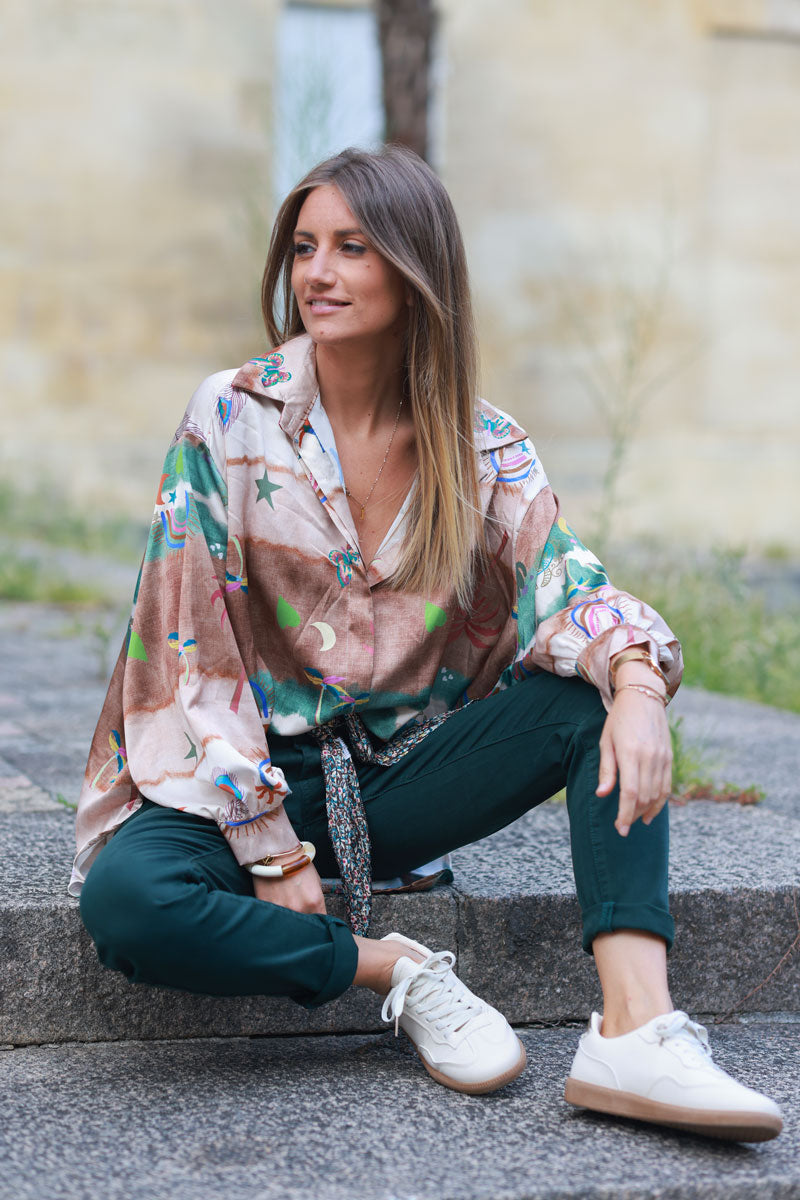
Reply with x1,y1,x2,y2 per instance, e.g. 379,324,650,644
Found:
261,145,484,607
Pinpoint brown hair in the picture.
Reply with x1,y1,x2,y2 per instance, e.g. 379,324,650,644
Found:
261,145,483,606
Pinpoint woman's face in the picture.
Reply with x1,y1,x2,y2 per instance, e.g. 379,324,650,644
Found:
290,184,409,350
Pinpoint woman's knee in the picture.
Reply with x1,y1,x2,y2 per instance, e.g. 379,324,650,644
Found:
560,679,607,754
562,685,610,804
79,842,184,974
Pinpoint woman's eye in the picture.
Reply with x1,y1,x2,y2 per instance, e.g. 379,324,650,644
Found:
342,242,367,255
292,242,314,257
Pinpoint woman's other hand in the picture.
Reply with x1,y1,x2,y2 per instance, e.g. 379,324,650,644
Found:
596,660,672,837
252,862,328,915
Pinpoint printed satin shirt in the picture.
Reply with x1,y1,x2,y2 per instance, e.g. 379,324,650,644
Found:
70,333,682,895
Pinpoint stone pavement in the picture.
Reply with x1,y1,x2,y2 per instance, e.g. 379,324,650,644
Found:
2,1019,799,1200
0,600,798,1196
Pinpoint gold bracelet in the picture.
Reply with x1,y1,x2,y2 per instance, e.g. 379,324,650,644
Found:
610,647,667,686
615,682,667,706
246,841,316,878
247,844,304,868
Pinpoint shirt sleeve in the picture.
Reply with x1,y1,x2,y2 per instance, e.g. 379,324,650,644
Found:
496,483,683,709
77,378,300,872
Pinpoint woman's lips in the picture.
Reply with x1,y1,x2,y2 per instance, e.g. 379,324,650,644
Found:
307,298,350,313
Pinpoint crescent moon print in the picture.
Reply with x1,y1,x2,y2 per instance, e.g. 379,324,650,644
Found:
310,621,337,652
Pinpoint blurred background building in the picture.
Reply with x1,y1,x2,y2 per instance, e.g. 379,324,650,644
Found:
3,0,799,552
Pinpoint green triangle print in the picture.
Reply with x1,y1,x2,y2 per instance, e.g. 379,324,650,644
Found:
276,595,301,629
127,630,148,662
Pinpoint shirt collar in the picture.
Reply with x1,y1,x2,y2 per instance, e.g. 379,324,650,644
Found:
232,332,528,449
231,334,319,440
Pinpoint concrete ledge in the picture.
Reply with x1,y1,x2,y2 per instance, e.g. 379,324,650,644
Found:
4,801,799,1046
1,811,458,1044
2,603,799,1043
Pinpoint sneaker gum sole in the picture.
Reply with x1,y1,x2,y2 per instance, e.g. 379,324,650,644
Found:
564,1077,783,1142
414,1036,527,1095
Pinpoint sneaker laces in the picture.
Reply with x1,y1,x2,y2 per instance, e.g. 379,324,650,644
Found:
652,1011,719,1069
381,952,486,1038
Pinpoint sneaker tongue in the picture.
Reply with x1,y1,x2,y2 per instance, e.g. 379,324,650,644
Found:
390,955,423,988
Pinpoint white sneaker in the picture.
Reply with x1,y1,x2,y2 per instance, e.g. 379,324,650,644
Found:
565,1010,783,1142
380,932,526,1094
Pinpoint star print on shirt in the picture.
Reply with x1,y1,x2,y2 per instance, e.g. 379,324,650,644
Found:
255,468,282,509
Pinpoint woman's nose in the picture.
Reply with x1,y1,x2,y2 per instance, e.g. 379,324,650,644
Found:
304,248,336,286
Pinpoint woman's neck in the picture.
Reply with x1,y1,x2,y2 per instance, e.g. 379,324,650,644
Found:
314,339,406,437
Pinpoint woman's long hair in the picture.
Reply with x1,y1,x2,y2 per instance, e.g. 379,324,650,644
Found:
261,144,484,607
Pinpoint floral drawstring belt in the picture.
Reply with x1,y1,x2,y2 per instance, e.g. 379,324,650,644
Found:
308,708,461,934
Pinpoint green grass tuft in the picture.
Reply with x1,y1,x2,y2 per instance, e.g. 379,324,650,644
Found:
615,547,800,714
669,715,713,794
0,481,146,561
0,557,107,605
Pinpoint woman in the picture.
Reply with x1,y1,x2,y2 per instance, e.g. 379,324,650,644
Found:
72,145,781,1140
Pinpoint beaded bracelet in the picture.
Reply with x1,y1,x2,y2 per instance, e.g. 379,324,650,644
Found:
246,841,317,878
615,682,667,707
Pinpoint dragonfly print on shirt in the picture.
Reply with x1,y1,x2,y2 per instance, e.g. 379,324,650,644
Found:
167,633,198,684
211,535,249,626
90,729,127,789
303,668,370,725
329,547,361,588
252,351,292,388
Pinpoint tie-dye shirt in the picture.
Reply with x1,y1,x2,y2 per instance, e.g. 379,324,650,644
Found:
70,333,682,894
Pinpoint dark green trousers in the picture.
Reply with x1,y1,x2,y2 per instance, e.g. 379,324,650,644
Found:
79,673,673,1009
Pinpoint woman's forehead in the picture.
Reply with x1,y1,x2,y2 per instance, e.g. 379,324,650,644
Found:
295,184,358,232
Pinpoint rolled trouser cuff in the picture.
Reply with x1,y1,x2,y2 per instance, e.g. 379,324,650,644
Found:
581,901,675,955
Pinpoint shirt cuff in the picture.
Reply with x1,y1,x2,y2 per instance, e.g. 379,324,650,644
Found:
220,802,302,867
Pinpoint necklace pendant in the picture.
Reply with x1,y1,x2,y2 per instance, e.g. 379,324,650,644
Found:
359,506,366,521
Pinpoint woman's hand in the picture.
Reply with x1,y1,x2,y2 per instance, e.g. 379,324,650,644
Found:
596,663,672,837
252,862,327,916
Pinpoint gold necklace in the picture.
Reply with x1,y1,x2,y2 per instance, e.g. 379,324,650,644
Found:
344,397,405,521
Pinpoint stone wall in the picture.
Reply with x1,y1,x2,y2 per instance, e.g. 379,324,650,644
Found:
2,0,278,514
3,0,799,551
440,0,800,550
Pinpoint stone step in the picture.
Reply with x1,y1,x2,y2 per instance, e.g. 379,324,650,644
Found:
3,797,799,1046
1,600,798,1047
2,1018,798,1200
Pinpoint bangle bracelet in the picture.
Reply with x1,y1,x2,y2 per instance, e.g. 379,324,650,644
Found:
615,682,667,707
610,648,667,687
279,854,314,878
246,841,316,877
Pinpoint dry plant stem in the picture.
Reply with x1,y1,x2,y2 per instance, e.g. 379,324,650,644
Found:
557,210,707,555
715,888,800,1024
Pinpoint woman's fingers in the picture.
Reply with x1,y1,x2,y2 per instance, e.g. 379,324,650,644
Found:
642,751,674,826
601,689,672,836
596,726,618,797
626,746,668,828
614,751,641,838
